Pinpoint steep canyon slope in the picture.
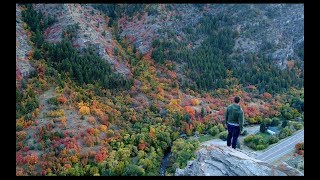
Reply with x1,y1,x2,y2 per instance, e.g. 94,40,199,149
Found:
16,4,304,176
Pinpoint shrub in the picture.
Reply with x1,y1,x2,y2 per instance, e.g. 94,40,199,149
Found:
279,127,293,139
217,123,225,132
295,142,304,151
253,135,264,144
47,97,59,106
268,135,279,144
194,122,205,134
219,131,228,141
248,117,256,124
244,134,269,150
171,138,199,169
209,126,219,136
263,118,272,126
291,122,303,131
271,117,280,126
244,134,254,143
256,144,267,150
255,116,263,123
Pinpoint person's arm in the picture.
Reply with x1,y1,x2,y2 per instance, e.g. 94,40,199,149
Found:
225,107,229,127
239,110,244,132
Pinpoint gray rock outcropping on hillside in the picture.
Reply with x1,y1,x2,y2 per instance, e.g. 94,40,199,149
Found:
175,145,303,176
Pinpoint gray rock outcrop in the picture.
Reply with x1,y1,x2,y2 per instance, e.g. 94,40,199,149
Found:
175,145,303,176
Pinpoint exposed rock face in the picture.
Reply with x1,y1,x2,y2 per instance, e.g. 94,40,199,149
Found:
33,4,131,77
16,4,34,79
175,145,303,176
118,4,303,68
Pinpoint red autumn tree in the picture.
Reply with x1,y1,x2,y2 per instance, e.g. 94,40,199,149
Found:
58,95,67,104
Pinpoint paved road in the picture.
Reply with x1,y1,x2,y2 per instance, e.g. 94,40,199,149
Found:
256,129,304,163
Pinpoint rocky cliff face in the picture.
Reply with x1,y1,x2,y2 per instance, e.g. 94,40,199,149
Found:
175,145,303,176
118,4,304,68
16,4,34,79
33,4,131,77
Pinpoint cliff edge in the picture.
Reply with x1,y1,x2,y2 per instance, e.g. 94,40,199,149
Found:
175,145,303,176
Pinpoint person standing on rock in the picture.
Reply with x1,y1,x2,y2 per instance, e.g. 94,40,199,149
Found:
225,96,244,149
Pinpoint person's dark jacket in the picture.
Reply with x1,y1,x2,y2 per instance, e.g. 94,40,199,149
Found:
225,104,244,131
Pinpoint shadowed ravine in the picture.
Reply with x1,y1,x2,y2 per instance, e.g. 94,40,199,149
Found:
160,146,172,176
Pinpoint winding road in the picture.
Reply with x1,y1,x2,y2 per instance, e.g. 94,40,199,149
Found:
256,129,304,163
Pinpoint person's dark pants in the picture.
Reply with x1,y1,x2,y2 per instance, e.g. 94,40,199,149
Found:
227,124,240,149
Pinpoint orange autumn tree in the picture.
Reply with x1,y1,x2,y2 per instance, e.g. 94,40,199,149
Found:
263,92,272,99
184,106,196,118
100,125,108,132
58,95,67,104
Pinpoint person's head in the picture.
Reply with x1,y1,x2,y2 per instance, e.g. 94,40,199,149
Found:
234,96,241,104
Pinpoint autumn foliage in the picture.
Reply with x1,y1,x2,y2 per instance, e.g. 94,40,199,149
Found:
191,98,200,106
78,102,90,115
263,92,272,99
184,106,196,117
16,4,304,176
58,95,67,104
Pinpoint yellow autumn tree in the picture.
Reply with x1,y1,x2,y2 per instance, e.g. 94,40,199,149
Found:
166,98,183,115
100,125,108,132
191,98,200,106
78,101,90,115
61,116,67,127
149,127,156,139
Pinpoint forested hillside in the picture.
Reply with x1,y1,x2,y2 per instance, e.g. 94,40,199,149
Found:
16,4,304,176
